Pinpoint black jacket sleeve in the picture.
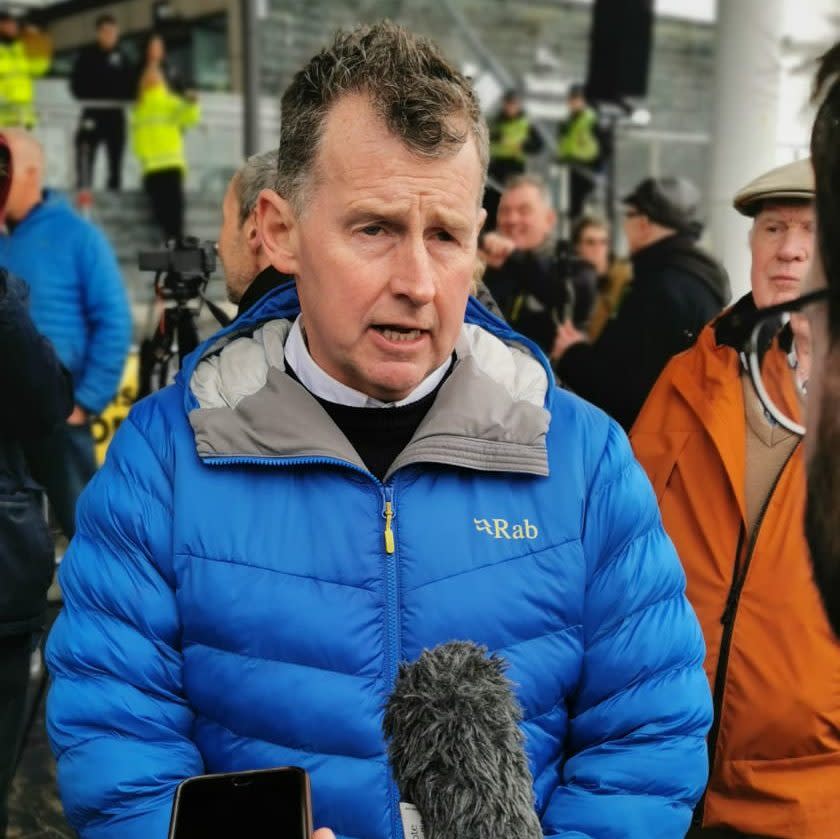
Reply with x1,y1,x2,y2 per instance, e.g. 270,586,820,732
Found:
0,272,73,437
555,273,714,430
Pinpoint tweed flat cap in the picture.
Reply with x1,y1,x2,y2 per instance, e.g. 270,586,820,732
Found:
733,158,815,216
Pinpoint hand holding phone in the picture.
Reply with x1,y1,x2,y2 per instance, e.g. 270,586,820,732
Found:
168,766,313,839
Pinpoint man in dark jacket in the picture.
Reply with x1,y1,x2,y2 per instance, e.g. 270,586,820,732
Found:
553,176,730,430
0,271,71,839
70,14,134,190
481,174,597,354
0,132,72,839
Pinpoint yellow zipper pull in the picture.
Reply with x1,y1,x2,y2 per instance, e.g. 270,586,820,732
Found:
384,500,395,554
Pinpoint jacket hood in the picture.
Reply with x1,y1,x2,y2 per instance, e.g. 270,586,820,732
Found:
634,233,731,306
180,281,555,479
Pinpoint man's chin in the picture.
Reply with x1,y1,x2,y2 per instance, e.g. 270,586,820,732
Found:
361,360,439,403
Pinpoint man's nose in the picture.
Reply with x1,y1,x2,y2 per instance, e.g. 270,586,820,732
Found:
390,237,436,304
777,229,811,262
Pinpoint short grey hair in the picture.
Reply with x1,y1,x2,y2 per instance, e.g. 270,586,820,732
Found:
503,173,553,209
235,149,279,225
276,20,489,214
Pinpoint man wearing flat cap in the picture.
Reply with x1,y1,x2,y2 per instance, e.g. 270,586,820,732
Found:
553,175,729,429
632,158,840,838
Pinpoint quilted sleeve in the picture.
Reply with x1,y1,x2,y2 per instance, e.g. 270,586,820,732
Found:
46,408,203,839
542,419,712,838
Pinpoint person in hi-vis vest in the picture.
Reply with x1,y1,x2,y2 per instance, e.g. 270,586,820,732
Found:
0,11,49,130
556,83,601,222
484,89,543,231
131,33,200,244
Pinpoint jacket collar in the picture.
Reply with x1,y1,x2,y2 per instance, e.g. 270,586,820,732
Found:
182,282,554,479
668,317,748,521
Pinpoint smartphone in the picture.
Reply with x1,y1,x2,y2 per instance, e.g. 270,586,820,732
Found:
168,765,313,839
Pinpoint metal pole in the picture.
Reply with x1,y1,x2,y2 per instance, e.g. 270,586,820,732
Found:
241,0,261,157
708,0,783,301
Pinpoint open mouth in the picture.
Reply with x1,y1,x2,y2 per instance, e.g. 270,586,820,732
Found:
372,325,426,342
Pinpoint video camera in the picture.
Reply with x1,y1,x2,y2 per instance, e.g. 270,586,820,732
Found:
548,239,598,328
138,237,217,303
136,237,228,398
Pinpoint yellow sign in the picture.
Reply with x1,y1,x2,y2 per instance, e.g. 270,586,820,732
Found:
91,352,139,465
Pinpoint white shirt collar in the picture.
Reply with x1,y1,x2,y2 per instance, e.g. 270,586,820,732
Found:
284,316,451,408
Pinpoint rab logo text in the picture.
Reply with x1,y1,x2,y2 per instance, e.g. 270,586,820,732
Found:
474,517,539,540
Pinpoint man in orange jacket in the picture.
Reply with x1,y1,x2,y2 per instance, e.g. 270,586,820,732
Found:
631,158,839,839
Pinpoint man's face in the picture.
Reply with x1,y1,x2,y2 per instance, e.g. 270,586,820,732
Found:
0,18,18,39
749,202,815,309
268,94,485,402
218,178,258,304
576,223,609,274
568,94,585,113
802,248,840,634
97,22,119,51
622,206,647,255
496,184,556,252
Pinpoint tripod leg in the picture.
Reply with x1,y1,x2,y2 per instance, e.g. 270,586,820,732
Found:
175,306,201,370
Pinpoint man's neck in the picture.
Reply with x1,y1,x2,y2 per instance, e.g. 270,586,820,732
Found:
285,316,451,409
9,196,42,229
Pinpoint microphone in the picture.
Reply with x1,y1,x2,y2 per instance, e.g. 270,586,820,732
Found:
382,641,543,839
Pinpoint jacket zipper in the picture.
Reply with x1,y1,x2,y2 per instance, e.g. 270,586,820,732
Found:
381,484,402,838
207,454,404,837
691,443,800,827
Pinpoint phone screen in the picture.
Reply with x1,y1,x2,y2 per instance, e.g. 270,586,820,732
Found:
168,766,311,839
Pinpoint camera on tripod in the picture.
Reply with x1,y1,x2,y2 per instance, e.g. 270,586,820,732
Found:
136,237,229,398
138,237,217,302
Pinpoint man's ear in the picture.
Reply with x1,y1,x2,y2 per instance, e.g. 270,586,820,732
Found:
244,211,261,255
256,188,299,274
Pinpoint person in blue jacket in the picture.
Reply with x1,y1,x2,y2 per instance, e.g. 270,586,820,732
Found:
0,128,131,539
46,22,712,839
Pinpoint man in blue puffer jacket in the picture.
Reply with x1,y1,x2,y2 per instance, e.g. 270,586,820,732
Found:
46,22,712,839
0,128,131,538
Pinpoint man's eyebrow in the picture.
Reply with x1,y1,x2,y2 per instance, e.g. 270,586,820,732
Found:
344,202,472,232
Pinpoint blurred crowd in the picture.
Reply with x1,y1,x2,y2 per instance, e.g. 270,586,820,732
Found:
0,8,838,839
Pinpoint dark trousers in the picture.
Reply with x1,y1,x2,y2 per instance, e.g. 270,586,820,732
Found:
0,633,33,839
75,108,125,190
569,165,596,221
143,167,185,244
24,423,97,541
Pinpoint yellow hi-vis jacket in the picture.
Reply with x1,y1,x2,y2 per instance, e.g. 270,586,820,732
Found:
557,107,599,164
489,115,531,164
131,82,200,176
0,38,49,128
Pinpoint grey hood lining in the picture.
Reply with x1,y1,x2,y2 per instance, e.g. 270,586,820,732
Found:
189,320,550,478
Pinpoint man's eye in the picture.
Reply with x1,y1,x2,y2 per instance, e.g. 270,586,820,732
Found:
361,225,384,236
433,230,456,242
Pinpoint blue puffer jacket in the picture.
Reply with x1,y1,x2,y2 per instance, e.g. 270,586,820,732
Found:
46,284,712,839
0,190,131,414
